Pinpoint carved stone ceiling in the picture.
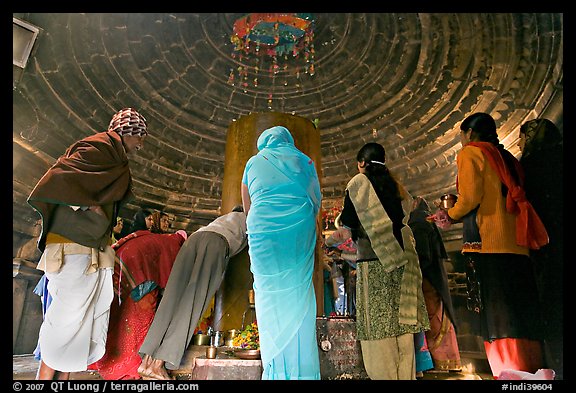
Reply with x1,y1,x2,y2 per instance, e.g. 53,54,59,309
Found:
13,13,563,237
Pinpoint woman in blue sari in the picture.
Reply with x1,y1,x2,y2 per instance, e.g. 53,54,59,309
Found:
241,125,322,380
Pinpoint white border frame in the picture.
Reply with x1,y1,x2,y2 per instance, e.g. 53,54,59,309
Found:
13,17,40,68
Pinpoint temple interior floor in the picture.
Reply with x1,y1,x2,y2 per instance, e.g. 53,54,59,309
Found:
13,349,494,381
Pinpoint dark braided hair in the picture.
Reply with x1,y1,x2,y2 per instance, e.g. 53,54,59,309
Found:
461,112,521,192
356,142,402,200
356,142,405,247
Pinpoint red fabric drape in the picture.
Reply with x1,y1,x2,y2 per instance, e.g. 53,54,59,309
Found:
484,338,543,378
90,293,157,379
113,231,183,302
467,142,549,250
90,231,185,379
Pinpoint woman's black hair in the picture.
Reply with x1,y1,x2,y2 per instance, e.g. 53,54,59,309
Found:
355,142,405,247
460,112,499,145
520,119,563,157
356,142,401,200
356,141,385,163
461,112,520,194
129,208,153,233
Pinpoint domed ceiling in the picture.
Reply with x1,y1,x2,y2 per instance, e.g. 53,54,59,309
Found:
13,13,563,249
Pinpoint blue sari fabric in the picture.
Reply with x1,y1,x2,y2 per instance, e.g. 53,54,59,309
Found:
242,126,322,380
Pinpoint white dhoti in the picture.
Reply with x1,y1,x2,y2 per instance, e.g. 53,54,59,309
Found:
39,253,113,372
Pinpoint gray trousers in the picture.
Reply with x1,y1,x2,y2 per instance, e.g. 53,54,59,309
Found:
139,231,229,370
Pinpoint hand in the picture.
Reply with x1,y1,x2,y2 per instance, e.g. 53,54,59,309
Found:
175,230,188,240
325,227,351,247
326,248,342,258
427,209,453,230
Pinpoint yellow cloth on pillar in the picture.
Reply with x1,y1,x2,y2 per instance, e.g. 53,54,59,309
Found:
195,297,215,333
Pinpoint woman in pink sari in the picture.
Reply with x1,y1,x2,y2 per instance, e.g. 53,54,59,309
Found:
409,196,461,372
90,230,186,380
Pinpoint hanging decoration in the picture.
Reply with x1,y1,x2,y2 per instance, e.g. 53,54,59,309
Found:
228,13,316,109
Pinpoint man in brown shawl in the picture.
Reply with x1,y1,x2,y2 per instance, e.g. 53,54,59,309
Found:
28,108,148,380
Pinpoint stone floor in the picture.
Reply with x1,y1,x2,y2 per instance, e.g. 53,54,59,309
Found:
13,348,494,381
13,354,101,380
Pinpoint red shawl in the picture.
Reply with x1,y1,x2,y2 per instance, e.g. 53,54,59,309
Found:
90,230,185,379
467,142,549,250
27,131,134,250
113,230,185,303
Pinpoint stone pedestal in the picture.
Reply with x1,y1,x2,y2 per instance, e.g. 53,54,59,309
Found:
172,345,262,380
316,317,368,380
192,357,262,380
174,318,369,380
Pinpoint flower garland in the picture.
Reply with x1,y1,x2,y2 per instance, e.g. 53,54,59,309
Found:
232,322,260,350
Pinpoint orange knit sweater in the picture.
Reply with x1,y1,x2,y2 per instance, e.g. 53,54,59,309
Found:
448,145,529,256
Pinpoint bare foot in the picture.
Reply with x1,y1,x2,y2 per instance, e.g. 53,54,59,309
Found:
137,354,152,377
148,358,174,380
137,355,173,380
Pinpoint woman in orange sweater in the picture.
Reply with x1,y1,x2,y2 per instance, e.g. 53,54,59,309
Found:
444,112,548,379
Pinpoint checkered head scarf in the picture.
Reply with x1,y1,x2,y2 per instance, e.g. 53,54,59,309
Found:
108,108,148,136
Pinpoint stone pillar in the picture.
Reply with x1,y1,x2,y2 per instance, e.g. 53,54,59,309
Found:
214,112,324,331
13,258,44,354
